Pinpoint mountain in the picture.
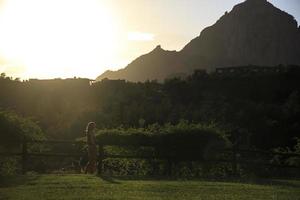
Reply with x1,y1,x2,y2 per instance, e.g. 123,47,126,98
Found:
98,45,185,82
181,0,300,70
97,0,300,82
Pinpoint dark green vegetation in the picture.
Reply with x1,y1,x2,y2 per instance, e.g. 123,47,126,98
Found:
95,122,228,148
94,122,231,178
1,67,300,177
0,109,44,143
1,174,300,200
2,68,300,149
0,110,44,175
92,123,299,178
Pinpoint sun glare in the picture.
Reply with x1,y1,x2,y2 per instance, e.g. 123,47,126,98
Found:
0,0,118,79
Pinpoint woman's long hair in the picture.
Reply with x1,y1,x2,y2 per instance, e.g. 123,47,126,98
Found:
85,122,96,135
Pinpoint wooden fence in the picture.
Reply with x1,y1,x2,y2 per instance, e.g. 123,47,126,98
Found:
0,140,300,175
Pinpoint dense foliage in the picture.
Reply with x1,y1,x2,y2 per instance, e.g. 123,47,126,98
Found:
90,122,232,177
94,121,229,159
1,66,300,151
0,109,44,144
0,109,44,176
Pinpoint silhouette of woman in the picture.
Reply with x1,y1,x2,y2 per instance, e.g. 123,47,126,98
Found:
84,122,97,174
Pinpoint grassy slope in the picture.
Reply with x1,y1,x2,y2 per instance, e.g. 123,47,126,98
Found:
0,175,300,200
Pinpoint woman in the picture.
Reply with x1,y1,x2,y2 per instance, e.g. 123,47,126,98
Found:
84,122,97,174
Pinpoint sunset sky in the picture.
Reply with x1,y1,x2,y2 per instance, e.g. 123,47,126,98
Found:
0,0,299,79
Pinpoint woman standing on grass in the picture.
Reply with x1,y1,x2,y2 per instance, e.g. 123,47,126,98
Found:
84,122,97,174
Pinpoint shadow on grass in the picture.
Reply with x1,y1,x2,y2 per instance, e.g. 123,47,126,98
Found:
252,178,300,188
0,175,39,188
97,175,121,184
96,174,183,183
2,173,300,189
97,174,300,188
98,175,183,182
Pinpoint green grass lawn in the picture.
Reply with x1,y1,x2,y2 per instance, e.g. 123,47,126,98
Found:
0,174,300,200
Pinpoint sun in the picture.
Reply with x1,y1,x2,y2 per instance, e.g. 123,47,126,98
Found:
0,0,118,79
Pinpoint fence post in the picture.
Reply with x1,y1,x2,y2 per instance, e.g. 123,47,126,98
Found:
22,140,28,174
97,144,104,175
232,148,238,177
167,158,173,176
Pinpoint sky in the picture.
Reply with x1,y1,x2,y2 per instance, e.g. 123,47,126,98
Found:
0,0,299,80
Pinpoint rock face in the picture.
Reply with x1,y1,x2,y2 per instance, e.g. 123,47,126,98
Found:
97,0,300,82
181,0,300,71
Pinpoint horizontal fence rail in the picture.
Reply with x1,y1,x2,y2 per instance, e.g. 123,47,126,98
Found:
0,139,299,175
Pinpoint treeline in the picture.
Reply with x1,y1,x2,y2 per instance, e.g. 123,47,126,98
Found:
0,66,300,150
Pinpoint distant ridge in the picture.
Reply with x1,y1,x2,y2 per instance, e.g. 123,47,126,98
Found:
97,0,300,82
99,45,184,82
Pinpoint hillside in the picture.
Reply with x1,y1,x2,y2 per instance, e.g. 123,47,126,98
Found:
99,45,185,82
97,0,300,82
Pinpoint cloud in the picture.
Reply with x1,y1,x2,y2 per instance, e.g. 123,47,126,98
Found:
127,31,155,41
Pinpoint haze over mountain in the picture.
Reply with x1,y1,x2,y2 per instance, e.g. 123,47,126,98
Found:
97,0,300,82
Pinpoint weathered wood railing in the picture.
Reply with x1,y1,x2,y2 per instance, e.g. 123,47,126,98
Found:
0,140,85,174
0,140,299,175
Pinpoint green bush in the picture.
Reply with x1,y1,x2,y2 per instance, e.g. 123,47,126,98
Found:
0,109,44,144
0,157,20,176
95,121,230,159
0,109,44,176
91,121,231,177
272,138,300,167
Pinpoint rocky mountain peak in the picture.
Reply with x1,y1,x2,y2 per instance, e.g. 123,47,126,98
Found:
181,0,300,70
150,45,164,54
97,0,300,82
245,0,268,5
